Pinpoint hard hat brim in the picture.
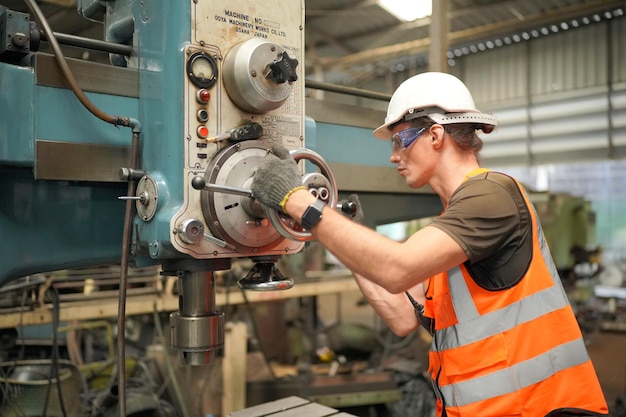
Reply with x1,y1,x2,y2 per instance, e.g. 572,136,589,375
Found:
373,115,403,140
373,111,498,140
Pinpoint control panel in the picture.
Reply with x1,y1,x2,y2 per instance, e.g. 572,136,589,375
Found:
168,0,314,260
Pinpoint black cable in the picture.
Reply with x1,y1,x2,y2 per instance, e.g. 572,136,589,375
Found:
19,291,27,360
42,286,68,417
0,364,23,416
0,364,14,414
116,130,141,417
52,287,69,417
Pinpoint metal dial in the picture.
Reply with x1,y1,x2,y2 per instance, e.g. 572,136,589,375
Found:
222,38,297,114
136,175,158,221
199,141,282,251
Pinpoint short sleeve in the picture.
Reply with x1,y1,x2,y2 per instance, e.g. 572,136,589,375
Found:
430,174,522,264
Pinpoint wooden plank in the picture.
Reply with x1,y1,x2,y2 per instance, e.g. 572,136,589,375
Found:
223,321,248,415
228,396,309,417
267,402,339,417
227,396,354,417
0,278,360,329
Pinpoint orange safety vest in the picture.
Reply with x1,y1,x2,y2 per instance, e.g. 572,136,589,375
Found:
422,175,608,417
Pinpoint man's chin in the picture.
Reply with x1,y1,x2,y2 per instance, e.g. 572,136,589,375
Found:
406,178,427,189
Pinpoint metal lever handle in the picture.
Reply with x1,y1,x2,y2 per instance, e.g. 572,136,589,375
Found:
203,233,236,251
206,122,263,143
191,176,253,198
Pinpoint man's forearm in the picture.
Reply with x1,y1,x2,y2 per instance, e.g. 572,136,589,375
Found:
351,271,419,336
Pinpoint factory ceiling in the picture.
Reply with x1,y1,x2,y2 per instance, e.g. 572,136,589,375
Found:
305,0,624,85
3,0,624,87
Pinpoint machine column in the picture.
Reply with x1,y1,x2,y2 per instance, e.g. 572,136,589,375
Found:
168,260,230,366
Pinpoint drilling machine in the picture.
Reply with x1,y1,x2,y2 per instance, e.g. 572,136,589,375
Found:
0,0,341,368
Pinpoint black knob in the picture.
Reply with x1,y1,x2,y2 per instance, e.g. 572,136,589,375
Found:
191,176,206,190
341,201,357,217
267,51,298,84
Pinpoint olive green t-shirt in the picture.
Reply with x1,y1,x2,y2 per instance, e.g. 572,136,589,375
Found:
430,171,533,290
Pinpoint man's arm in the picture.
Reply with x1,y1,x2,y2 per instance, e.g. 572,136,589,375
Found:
249,146,467,295
285,188,468,294
352,271,425,336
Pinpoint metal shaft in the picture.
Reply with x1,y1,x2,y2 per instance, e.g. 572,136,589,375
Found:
203,182,253,198
170,270,224,366
42,31,133,56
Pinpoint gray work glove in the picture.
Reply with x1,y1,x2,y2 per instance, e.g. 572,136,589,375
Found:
251,144,306,212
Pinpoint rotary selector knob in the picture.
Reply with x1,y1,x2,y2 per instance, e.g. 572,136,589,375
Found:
267,51,298,84
223,38,299,114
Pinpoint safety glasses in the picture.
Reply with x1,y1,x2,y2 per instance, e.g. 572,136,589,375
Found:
390,127,427,152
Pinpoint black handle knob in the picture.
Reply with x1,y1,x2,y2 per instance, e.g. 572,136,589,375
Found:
341,201,357,217
191,176,206,190
229,122,264,141
267,51,298,84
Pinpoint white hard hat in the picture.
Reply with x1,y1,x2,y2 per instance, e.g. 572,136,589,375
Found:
373,72,498,140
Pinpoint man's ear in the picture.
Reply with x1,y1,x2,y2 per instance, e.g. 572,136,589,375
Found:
429,124,446,148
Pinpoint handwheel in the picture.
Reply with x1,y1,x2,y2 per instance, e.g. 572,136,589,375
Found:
266,148,338,241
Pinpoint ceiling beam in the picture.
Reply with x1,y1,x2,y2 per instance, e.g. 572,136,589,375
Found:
310,0,623,70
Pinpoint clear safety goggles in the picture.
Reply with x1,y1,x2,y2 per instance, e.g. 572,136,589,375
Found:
391,127,427,152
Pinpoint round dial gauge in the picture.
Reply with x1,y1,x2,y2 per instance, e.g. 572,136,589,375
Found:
187,52,218,89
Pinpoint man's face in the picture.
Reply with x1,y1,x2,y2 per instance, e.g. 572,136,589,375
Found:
389,122,434,188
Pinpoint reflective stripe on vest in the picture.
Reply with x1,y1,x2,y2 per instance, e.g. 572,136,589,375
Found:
431,185,588,407
437,269,570,351
437,337,589,406
434,186,567,352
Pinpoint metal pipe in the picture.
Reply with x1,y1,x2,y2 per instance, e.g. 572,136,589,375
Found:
41,31,133,56
304,79,391,101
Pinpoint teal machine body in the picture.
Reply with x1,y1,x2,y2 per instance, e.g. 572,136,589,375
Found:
0,0,441,364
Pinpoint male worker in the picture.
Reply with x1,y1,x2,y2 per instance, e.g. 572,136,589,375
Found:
251,72,609,416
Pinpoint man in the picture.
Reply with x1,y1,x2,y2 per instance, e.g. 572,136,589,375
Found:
251,72,609,416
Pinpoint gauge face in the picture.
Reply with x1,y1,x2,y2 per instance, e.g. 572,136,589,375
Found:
192,58,214,80
187,52,218,88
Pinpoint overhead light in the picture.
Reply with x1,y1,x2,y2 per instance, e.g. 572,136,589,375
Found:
378,0,432,22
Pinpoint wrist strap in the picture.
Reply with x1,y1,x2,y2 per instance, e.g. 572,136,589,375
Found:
280,186,307,212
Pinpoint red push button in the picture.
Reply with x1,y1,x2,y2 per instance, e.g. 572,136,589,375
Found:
197,125,209,139
197,89,211,103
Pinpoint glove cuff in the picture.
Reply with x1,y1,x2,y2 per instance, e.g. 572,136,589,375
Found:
279,186,307,213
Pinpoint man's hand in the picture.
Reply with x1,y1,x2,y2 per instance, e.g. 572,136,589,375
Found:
251,144,306,212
